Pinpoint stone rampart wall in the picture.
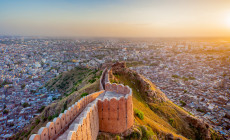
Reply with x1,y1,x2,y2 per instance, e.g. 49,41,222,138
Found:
67,99,99,140
100,68,108,90
29,90,104,140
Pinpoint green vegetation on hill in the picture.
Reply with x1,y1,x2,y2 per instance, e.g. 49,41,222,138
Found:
112,73,187,140
13,66,103,140
46,67,91,94
81,92,88,97
134,108,144,120
22,102,30,108
46,67,102,99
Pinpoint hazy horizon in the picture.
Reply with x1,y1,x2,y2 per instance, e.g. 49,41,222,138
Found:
1,0,230,38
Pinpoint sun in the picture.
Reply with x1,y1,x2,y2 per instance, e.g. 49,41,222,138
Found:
225,15,230,27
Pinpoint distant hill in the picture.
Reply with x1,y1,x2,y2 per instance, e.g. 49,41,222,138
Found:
106,62,223,140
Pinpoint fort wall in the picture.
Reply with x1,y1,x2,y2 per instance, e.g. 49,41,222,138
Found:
67,99,99,140
30,68,133,140
99,68,107,90
29,90,104,140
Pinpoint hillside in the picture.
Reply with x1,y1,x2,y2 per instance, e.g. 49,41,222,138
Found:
108,62,222,140
12,66,103,140
45,67,101,95
12,63,224,140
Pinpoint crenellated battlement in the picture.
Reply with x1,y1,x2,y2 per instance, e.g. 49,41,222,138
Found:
105,82,131,96
30,68,133,140
29,90,104,140
66,99,100,140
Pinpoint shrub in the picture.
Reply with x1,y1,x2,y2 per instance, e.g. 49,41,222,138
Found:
48,116,53,121
88,79,96,83
22,102,30,108
21,131,25,136
130,128,141,139
42,115,47,122
116,135,121,140
31,125,35,130
169,118,174,126
3,109,9,114
134,109,144,120
81,93,88,97
172,75,180,78
25,130,31,137
48,114,59,121
140,126,155,139
64,101,67,110
35,118,40,125
189,76,196,80
53,113,59,118
21,84,26,89
38,106,45,113
9,123,14,127
182,77,189,81
179,100,186,106
196,108,205,113
110,79,117,83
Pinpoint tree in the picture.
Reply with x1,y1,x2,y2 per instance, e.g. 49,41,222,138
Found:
22,102,30,108
38,106,45,113
3,110,9,114
21,84,26,89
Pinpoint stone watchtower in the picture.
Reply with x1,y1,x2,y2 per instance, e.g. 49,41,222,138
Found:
98,82,134,134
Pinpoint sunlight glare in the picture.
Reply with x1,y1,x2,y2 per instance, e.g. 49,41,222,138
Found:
225,15,230,28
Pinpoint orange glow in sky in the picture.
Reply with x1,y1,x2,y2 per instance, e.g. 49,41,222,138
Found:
0,0,230,37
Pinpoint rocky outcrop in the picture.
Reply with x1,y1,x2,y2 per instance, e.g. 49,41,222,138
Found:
111,62,168,103
185,116,211,140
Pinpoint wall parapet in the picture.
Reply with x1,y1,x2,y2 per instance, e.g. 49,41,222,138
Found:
98,84,133,134
29,90,104,140
105,82,132,96
66,99,100,140
100,68,108,90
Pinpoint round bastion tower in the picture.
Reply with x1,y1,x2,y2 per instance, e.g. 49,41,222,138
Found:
98,82,134,134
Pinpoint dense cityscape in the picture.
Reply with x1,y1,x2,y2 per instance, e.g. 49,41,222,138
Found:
0,37,229,138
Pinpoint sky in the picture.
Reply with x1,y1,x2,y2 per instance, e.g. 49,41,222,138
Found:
1,0,230,38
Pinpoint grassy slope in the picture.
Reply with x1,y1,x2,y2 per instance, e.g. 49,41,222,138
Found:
115,74,189,140
13,67,102,140
46,67,96,94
